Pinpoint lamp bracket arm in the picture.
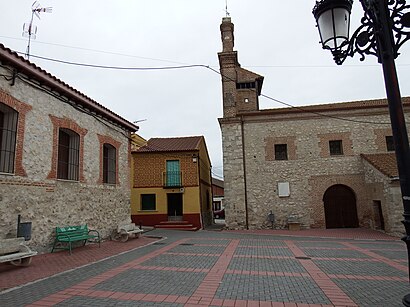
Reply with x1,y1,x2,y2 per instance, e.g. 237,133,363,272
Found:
335,0,410,64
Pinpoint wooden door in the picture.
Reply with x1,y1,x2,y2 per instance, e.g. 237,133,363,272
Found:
373,200,385,230
324,185,359,228
167,193,183,221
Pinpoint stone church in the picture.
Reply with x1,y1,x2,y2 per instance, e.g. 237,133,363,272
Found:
218,17,410,235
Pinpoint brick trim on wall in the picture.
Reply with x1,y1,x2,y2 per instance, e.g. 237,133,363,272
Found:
374,128,393,152
97,134,121,185
265,136,297,161
318,132,353,158
47,115,88,182
0,90,32,177
308,174,371,229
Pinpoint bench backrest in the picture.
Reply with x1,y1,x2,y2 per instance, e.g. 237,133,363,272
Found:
0,237,24,255
118,223,136,232
56,225,89,237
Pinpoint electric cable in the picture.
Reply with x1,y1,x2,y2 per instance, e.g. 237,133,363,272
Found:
6,49,397,127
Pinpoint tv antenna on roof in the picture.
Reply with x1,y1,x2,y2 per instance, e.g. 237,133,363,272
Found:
22,1,52,60
225,0,230,17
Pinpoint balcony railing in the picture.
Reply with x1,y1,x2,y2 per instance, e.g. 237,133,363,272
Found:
163,171,182,188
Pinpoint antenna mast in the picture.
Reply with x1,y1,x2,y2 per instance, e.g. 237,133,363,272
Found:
225,0,230,17
22,1,52,60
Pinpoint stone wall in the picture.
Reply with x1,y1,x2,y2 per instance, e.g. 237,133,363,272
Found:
363,160,404,235
220,106,410,234
0,67,131,252
220,119,247,229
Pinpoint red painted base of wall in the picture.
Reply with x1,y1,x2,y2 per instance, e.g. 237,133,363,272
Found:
132,213,202,229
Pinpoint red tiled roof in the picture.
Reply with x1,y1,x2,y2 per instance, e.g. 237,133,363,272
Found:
136,136,203,153
361,153,398,177
212,177,224,188
0,43,138,132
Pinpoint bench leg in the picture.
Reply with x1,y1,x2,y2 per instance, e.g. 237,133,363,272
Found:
11,257,32,267
69,242,72,255
120,233,129,242
51,240,58,253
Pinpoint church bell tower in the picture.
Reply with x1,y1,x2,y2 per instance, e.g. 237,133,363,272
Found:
218,17,264,118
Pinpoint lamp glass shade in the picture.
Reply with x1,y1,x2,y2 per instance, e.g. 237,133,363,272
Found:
318,7,351,50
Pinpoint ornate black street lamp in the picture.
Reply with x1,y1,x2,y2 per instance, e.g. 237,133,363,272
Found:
312,0,410,305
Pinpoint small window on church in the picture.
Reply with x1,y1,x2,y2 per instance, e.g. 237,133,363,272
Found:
236,82,256,89
329,140,343,156
386,136,394,151
275,144,288,160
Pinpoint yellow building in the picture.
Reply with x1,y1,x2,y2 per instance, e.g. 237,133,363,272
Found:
131,136,212,230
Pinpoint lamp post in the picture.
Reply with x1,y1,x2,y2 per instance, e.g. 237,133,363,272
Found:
312,0,410,305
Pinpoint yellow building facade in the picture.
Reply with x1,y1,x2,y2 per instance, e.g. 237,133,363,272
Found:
131,136,212,230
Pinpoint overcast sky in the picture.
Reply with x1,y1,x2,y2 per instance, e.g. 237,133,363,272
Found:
1,1,410,179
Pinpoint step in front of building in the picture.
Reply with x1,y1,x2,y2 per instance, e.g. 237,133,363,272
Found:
154,221,198,231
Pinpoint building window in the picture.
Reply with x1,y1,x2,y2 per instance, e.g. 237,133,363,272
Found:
103,143,116,184
213,201,222,211
329,140,343,156
236,82,256,89
0,103,18,173
165,160,181,187
275,144,288,160
141,194,156,211
57,128,80,180
386,136,395,151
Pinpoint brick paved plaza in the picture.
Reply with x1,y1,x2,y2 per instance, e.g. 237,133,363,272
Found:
0,229,408,306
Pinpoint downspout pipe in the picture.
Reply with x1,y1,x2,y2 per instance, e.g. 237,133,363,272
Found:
197,154,204,230
240,116,249,230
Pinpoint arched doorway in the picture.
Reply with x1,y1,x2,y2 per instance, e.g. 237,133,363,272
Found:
324,185,359,228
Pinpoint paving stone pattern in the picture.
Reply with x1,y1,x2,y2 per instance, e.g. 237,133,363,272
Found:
314,259,408,277
295,241,348,248
302,248,371,259
228,257,307,273
93,269,206,296
367,249,408,260
235,246,293,257
0,229,408,306
140,254,218,269
239,239,286,247
334,279,409,307
168,244,226,255
215,274,331,304
56,297,183,307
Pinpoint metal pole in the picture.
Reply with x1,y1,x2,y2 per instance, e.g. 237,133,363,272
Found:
17,214,21,237
369,0,410,304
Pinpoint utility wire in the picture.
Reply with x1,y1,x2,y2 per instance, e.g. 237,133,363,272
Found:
16,51,209,71
0,35,190,65
5,36,410,68
11,50,393,125
205,66,392,125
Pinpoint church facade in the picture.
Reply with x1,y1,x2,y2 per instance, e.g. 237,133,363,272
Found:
218,17,410,235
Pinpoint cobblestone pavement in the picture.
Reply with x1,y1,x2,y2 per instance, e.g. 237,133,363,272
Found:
0,229,408,307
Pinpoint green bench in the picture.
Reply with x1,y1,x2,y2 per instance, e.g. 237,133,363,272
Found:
51,225,101,254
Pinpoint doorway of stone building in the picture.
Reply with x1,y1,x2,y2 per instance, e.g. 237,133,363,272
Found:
373,200,385,230
167,193,183,221
324,184,359,228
